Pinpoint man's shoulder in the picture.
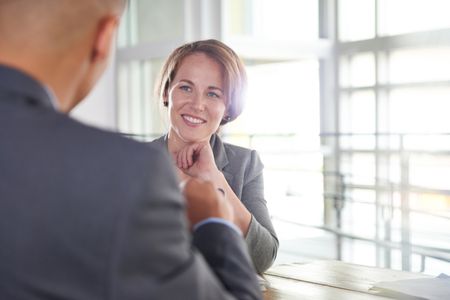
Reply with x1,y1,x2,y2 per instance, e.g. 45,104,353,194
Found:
62,116,151,150
53,115,171,169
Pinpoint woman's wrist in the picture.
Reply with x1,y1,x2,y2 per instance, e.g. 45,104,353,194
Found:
200,168,223,184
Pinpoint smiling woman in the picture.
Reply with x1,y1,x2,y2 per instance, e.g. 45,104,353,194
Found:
148,39,279,273
167,53,227,144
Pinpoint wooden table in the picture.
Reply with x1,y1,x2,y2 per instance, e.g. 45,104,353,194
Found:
262,260,431,299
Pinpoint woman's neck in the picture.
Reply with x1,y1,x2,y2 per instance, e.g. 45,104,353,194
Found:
167,130,186,154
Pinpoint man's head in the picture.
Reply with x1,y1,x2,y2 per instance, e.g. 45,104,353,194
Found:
0,0,127,112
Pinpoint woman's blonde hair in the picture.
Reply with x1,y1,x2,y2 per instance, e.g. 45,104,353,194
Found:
155,39,247,125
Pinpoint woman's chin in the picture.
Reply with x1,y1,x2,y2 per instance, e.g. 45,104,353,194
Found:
180,133,210,144
171,127,211,144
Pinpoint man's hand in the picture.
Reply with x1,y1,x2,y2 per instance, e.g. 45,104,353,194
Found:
181,178,234,230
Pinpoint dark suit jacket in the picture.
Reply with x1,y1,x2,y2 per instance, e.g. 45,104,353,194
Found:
0,65,261,300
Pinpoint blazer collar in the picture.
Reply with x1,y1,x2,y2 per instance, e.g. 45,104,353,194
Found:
0,64,55,109
156,133,230,171
210,134,229,171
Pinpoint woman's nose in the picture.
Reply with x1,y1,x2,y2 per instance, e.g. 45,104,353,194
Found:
190,92,205,111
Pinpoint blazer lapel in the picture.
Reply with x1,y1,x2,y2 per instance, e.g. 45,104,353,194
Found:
210,134,234,184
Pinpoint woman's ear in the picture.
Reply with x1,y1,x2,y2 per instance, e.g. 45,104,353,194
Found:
223,107,231,121
221,111,231,125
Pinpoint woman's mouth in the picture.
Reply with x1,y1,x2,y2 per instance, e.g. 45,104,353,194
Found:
182,114,206,125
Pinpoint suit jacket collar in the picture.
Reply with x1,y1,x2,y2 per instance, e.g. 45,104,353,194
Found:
209,134,229,171
0,64,55,109
154,133,230,171
210,134,234,186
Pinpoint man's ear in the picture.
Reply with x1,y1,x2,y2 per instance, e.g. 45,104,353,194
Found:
91,16,119,62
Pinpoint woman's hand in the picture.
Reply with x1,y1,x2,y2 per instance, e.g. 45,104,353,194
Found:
174,142,219,181
173,141,252,235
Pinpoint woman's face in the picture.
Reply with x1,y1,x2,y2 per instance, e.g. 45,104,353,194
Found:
167,53,227,144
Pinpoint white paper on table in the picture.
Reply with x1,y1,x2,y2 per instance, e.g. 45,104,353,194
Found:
257,274,270,291
370,273,450,300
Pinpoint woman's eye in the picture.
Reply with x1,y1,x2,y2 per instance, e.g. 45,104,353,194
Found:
207,91,220,98
179,85,191,92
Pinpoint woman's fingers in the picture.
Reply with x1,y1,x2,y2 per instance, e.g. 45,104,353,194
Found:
176,142,203,169
186,144,197,167
176,148,184,169
174,142,219,181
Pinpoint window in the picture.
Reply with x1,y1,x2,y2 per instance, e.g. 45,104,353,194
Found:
224,0,319,42
330,0,450,274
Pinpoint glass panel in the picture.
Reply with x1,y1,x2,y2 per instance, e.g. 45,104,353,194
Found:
340,135,376,150
390,249,402,270
341,200,376,237
117,59,165,137
341,237,377,266
388,47,450,84
378,0,450,36
340,53,376,88
339,0,375,41
117,2,131,47
118,0,184,47
272,219,336,264
389,87,450,133
266,169,324,225
341,153,376,185
117,61,140,134
387,154,401,185
422,257,450,276
352,53,375,87
377,90,391,134
348,188,376,204
410,208,450,249
226,60,320,136
339,92,351,134
403,135,450,152
224,0,319,41
409,155,450,191
339,56,350,87
390,201,402,241
339,91,376,148
389,249,432,273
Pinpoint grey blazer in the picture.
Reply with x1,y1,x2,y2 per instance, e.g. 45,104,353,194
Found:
150,134,279,273
0,65,261,300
